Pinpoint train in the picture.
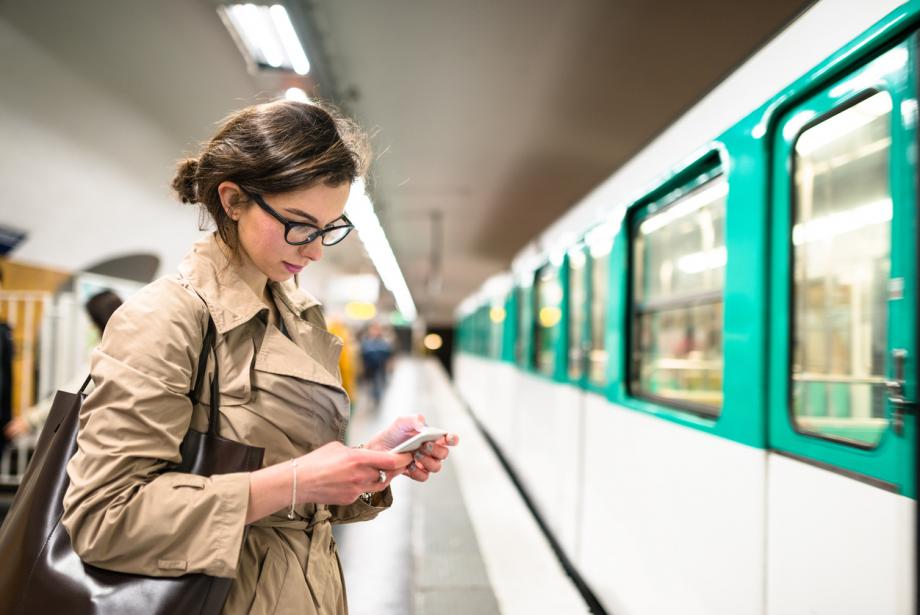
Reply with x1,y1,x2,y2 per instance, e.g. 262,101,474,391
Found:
454,1,918,613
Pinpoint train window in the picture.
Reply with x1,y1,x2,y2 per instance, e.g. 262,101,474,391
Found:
790,92,892,447
533,266,563,377
631,175,727,415
586,225,613,386
514,287,526,366
568,249,587,381
489,299,505,359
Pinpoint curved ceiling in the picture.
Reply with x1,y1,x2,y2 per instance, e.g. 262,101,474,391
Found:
0,0,812,324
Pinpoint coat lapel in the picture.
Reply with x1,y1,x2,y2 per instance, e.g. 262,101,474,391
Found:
254,324,343,392
178,233,344,392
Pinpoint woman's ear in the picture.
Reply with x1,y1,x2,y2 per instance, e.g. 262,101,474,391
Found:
217,181,245,220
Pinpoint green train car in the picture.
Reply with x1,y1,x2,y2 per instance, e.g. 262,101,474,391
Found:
455,1,918,613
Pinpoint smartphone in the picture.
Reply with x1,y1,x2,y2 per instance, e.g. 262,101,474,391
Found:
390,427,449,454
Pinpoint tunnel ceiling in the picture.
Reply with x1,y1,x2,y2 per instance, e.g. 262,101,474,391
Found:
1,0,813,325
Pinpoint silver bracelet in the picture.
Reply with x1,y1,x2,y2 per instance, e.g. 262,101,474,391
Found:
288,459,298,520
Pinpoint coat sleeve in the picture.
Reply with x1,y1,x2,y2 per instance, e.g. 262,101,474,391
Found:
329,486,393,525
62,278,252,578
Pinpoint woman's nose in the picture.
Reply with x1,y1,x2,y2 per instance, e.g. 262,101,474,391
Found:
299,239,324,262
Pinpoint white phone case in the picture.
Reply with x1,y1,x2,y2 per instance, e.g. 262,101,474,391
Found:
390,428,448,453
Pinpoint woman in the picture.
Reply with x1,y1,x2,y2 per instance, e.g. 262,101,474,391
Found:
62,100,457,614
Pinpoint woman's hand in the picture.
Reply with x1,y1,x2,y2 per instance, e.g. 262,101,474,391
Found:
402,434,458,482
296,441,412,505
3,416,30,441
365,414,428,451
245,442,413,523
365,415,459,483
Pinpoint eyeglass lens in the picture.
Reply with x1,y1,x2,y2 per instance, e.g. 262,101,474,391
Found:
286,224,352,246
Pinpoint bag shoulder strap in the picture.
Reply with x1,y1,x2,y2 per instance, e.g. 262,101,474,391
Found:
187,315,221,436
78,374,92,396
187,316,216,406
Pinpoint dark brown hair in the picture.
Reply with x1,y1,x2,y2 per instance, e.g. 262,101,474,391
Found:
85,290,123,334
172,99,369,251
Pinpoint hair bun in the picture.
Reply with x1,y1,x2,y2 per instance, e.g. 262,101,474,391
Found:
172,157,200,204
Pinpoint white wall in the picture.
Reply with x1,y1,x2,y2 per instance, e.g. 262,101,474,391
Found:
0,16,200,278
0,16,344,299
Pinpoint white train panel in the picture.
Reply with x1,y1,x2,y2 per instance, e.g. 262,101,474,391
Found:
578,402,766,615
766,454,916,615
515,375,576,550
458,356,587,561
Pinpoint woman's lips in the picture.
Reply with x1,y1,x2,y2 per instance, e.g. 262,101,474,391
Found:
283,261,304,274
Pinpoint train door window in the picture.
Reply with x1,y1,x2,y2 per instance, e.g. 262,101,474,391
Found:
485,305,492,356
511,286,525,365
514,286,527,367
791,92,892,446
533,265,563,377
769,40,915,490
567,248,588,381
586,224,614,387
489,298,505,359
631,175,727,415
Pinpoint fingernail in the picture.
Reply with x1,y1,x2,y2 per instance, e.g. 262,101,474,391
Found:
424,443,434,453
450,435,458,445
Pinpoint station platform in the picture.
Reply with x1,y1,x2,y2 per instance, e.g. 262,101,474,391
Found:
335,357,590,615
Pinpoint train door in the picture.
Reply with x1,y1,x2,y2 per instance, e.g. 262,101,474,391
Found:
562,244,591,559
572,223,616,577
767,38,917,615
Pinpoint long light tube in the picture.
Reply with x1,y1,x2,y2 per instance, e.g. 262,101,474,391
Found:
270,5,311,75
241,4,284,67
218,4,311,75
638,180,728,236
792,198,892,246
346,179,418,321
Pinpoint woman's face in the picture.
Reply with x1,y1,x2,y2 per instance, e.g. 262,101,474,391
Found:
221,181,351,282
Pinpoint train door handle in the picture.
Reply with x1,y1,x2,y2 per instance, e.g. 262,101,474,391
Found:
885,348,915,436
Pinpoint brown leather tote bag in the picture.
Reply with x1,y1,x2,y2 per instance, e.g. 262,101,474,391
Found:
0,316,264,614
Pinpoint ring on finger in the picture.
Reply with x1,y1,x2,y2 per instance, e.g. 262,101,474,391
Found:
377,469,386,483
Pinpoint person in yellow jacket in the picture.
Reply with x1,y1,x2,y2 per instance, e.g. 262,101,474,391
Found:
327,318,358,404
62,99,459,615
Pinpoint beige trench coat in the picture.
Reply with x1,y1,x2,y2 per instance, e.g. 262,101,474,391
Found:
62,234,391,614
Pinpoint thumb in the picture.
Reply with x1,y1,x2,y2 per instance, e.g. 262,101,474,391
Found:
357,448,413,471
393,414,426,435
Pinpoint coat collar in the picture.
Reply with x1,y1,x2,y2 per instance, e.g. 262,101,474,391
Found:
178,233,321,334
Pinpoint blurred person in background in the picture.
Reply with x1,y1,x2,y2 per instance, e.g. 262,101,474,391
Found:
3,289,122,441
360,321,393,406
0,270,13,457
59,99,458,615
327,317,358,405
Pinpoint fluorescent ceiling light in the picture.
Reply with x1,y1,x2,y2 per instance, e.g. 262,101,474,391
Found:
639,179,728,236
270,5,311,75
218,4,311,75
285,87,310,102
792,198,891,246
795,92,891,156
345,179,418,321
677,246,727,274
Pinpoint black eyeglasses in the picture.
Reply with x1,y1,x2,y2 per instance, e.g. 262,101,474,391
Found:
245,190,354,246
